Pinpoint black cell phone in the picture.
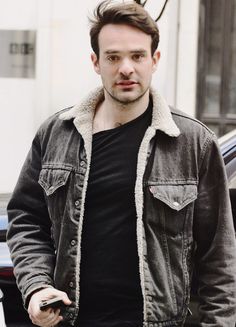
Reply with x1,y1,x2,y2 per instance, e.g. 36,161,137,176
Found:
39,297,66,311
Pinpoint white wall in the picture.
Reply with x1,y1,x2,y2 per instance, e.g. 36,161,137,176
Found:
0,0,38,193
175,0,200,116
50,0,101,110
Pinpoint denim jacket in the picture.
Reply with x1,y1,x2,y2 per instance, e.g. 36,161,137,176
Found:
7,87,236,326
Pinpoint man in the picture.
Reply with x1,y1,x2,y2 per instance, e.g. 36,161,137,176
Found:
7,1,236,326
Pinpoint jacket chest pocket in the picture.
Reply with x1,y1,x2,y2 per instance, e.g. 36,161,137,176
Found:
38,167,72,221
146,183,198,237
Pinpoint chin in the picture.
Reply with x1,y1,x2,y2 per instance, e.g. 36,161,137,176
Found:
105,86,147,104
117,96,141,105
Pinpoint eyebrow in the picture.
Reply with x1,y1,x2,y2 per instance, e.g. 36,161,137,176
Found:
104,49,148,55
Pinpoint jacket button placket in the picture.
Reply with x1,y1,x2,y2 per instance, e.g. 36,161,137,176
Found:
74,160,86,220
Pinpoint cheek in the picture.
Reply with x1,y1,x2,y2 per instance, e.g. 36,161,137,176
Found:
100,67,117,79
140,65,154,79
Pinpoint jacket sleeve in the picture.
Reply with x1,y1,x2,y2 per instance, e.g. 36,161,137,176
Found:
6,130,55,307
193,133,236,326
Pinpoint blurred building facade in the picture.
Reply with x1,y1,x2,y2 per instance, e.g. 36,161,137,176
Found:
0,0,235,193
197,0,236,136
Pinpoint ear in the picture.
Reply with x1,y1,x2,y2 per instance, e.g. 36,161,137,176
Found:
91,53,100,75
152,50,161,73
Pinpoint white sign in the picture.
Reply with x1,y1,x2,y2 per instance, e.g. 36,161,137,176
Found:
0,30,36,78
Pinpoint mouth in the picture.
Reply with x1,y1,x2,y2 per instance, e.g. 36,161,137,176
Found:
115,80,138,88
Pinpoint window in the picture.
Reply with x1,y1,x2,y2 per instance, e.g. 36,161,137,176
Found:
197,0,236,136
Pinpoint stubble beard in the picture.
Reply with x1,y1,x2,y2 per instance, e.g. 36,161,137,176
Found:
103,85,150,106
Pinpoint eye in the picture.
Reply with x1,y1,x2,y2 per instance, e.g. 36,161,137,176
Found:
132,53,145,62
107,55,120,63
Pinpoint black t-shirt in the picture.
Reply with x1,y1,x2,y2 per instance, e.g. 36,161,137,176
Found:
77,101,152,327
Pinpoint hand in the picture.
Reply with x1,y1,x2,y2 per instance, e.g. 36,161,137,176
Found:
28,287,72,327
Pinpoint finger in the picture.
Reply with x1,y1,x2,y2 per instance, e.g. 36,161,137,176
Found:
47,313,63,327
31,308,53,326
42,311,63,327
55,291,72,305
39,289,71,306
39,309,56,324
44,288,68,301
29,307,52,323
29,313,39,325
29,310,62,327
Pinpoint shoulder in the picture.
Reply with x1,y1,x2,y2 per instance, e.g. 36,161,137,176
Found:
33,106,77,151
35,106,75,139
39,106,74,131
170,107,213,135
170,107,215,141
169,107,219,161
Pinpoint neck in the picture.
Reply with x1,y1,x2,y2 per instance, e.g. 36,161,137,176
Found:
93,89,150,133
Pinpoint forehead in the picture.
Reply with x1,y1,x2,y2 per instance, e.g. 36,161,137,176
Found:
98,24,152,53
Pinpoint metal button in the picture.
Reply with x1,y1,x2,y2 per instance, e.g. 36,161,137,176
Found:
75,200,80,207
148,295,153,302
70,239,76,246
173,201,180,207
69,281,74,288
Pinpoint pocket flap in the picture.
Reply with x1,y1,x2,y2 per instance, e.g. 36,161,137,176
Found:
149,184,197,211
38,168,71,196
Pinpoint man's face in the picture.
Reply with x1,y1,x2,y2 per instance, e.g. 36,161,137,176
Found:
91,24,160,105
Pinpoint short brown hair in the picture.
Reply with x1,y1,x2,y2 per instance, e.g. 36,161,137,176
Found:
89,0,160,58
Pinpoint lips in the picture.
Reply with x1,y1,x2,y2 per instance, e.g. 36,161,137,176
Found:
116,80,138,86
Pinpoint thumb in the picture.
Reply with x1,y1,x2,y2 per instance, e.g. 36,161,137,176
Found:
59,291,72,305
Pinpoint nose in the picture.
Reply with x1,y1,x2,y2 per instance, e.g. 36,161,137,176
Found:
118,58,134,77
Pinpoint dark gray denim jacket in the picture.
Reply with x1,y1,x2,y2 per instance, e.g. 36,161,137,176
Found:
7,87,236,326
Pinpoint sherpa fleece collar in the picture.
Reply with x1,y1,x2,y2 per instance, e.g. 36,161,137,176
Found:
59,86,180,137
